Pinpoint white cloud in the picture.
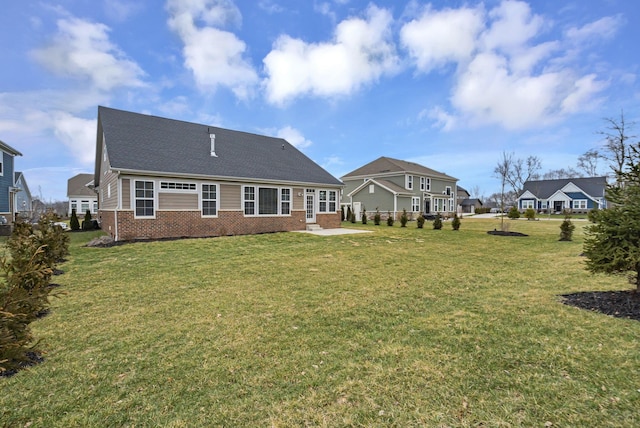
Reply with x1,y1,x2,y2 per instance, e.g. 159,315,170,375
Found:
566,15,622,44
166,0,257,98
276,126,312,149
31,17,145,91
51,112,96,165
263,5,399,105
401,0,612,131
400,5,484,72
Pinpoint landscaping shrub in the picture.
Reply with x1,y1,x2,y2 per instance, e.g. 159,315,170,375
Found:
361,208,367,225
452,213,461,230
400,209,408,227
0,213,70,375
69,209,80,231
82,210,94,231
340,206,345,222
386,212,394,226
374,209,381,226
346,206,352,223
559,212,576,241
508,206,521,219
525,208,536,220
350,211,356,223
416,213,425,229
433,213,443,230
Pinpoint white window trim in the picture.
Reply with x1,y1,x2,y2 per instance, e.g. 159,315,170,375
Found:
420,177,426,191
134,179,156,219
573,199,587,209
426,178,431,191
522,200,535,209
406,175,413,190
243,185,292,217
412,197,420,212
160,181,198,192
200,183,218,218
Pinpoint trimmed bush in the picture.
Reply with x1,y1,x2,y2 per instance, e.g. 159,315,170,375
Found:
433,213,443,230
400,209,408,227
559,213,576,241
374,209,381,226
340,206,345,222
417,214,425,229
525,208,536,220
387,212,394,226
70,209,80,231
361,208,367,225
508,206,521,219
346,206,352,223
452,213,461,230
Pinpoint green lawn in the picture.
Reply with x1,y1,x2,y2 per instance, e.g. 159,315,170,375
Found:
2,219,638,427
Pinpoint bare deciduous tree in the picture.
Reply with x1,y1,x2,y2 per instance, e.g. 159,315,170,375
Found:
577,149,601,177
599,110,636,182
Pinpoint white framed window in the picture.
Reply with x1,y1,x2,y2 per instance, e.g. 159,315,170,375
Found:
522,200,535,209
541,201,547,209
281,188,291,215
81,200,90,213
107,183,111,199
445,186,452,196
202,184,217,216
93,202,98,213
420,177,426,191
160,182,196,191
426,178,431,191
573,200,587,209
0,154,3,176
449,199,454,212
369,184,375,194
329,191,337,212
318,190,337,213
406,175,413,190
135,180,155,217
319,190,327,212
412,197,420,212
243,186,292,216
71,200,77,212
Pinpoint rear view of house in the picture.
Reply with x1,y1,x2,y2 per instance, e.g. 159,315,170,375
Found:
67,173,97,217
517,177,608,213
94,107,343,241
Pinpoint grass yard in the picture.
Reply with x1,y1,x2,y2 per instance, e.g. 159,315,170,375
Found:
1,219,639,427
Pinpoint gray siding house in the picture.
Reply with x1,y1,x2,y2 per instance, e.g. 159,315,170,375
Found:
341,157,458,219
517,177,608,213
0,140,23,223
94,106,343,241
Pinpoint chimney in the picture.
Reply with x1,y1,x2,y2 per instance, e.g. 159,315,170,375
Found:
208,128,217,157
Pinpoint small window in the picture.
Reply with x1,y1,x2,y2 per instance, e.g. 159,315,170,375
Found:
319,190,327,212
369,184,375,194
281,188,291,215
412,197,420,212
93,202,98,213
420,177,426,191
407,175,413,190
202,184,217,216
160,182,196,191
445,186,452,196
244,186,255,215
135,180,154,217
426,178,431,191
573,200,587,209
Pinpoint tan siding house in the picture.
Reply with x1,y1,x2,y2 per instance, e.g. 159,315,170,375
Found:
94,107,343,241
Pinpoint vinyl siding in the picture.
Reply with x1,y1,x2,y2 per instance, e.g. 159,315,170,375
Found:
220,183,240,210
158,193,198,210
122,179,130,209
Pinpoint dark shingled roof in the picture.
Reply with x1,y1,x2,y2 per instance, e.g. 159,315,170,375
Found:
341,156,457,181
521,177,608,199
97,106,342,187
0,140,22,157
67,173,95,197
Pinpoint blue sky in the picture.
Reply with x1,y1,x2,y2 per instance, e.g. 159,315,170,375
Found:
1,0,639,202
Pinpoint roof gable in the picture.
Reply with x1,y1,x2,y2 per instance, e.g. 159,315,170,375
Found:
341,156,457,181
0,140,22,157
521,176,607,199
68,173,96,197
348,178,413,197
96,106,342,187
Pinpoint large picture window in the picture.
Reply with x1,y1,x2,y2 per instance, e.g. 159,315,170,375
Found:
412,197,420,212
135,180,154,217
573,200,587,209
244,186,291,216
317,190,337,212
202,184,217,216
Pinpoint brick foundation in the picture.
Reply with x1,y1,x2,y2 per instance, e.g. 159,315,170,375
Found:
99,209,341,241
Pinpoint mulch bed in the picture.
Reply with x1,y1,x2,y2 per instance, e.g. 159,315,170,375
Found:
487,230,529,237
560,290,640,321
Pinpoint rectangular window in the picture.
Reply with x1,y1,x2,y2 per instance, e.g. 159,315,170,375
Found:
445,186,452,196
160,182,196,191
281,188,291,215
0,156,3,176
449,199,454,212
522,200,535,209
135,180,154,217
81,200,90,213
244,186,255,215
71,200,77,212
412,197,420,212
319,190,327,212
202,184,217,216
93,202,98,213
328,191,337,212
407,175,413,190
420,177,426,191
259,188,278,215
573,200,587,209
426,178,431,191
369,184,375,194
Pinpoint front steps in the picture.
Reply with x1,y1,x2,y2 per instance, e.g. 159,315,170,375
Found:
306,224,323,232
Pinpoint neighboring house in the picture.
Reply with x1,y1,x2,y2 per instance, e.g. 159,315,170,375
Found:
94,106,343,241
341,156,458,219
14,171,32,219
0,139,23,223
460,198,483,214
67,173,98,217
517,176,608,213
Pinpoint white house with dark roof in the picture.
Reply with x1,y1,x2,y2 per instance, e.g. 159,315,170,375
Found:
94,106,343,241
0,140,24,223
67,173,97,217
517,177,608,213
341,157,459,219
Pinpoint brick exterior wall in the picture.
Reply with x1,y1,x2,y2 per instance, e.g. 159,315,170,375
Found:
99,209,341,241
